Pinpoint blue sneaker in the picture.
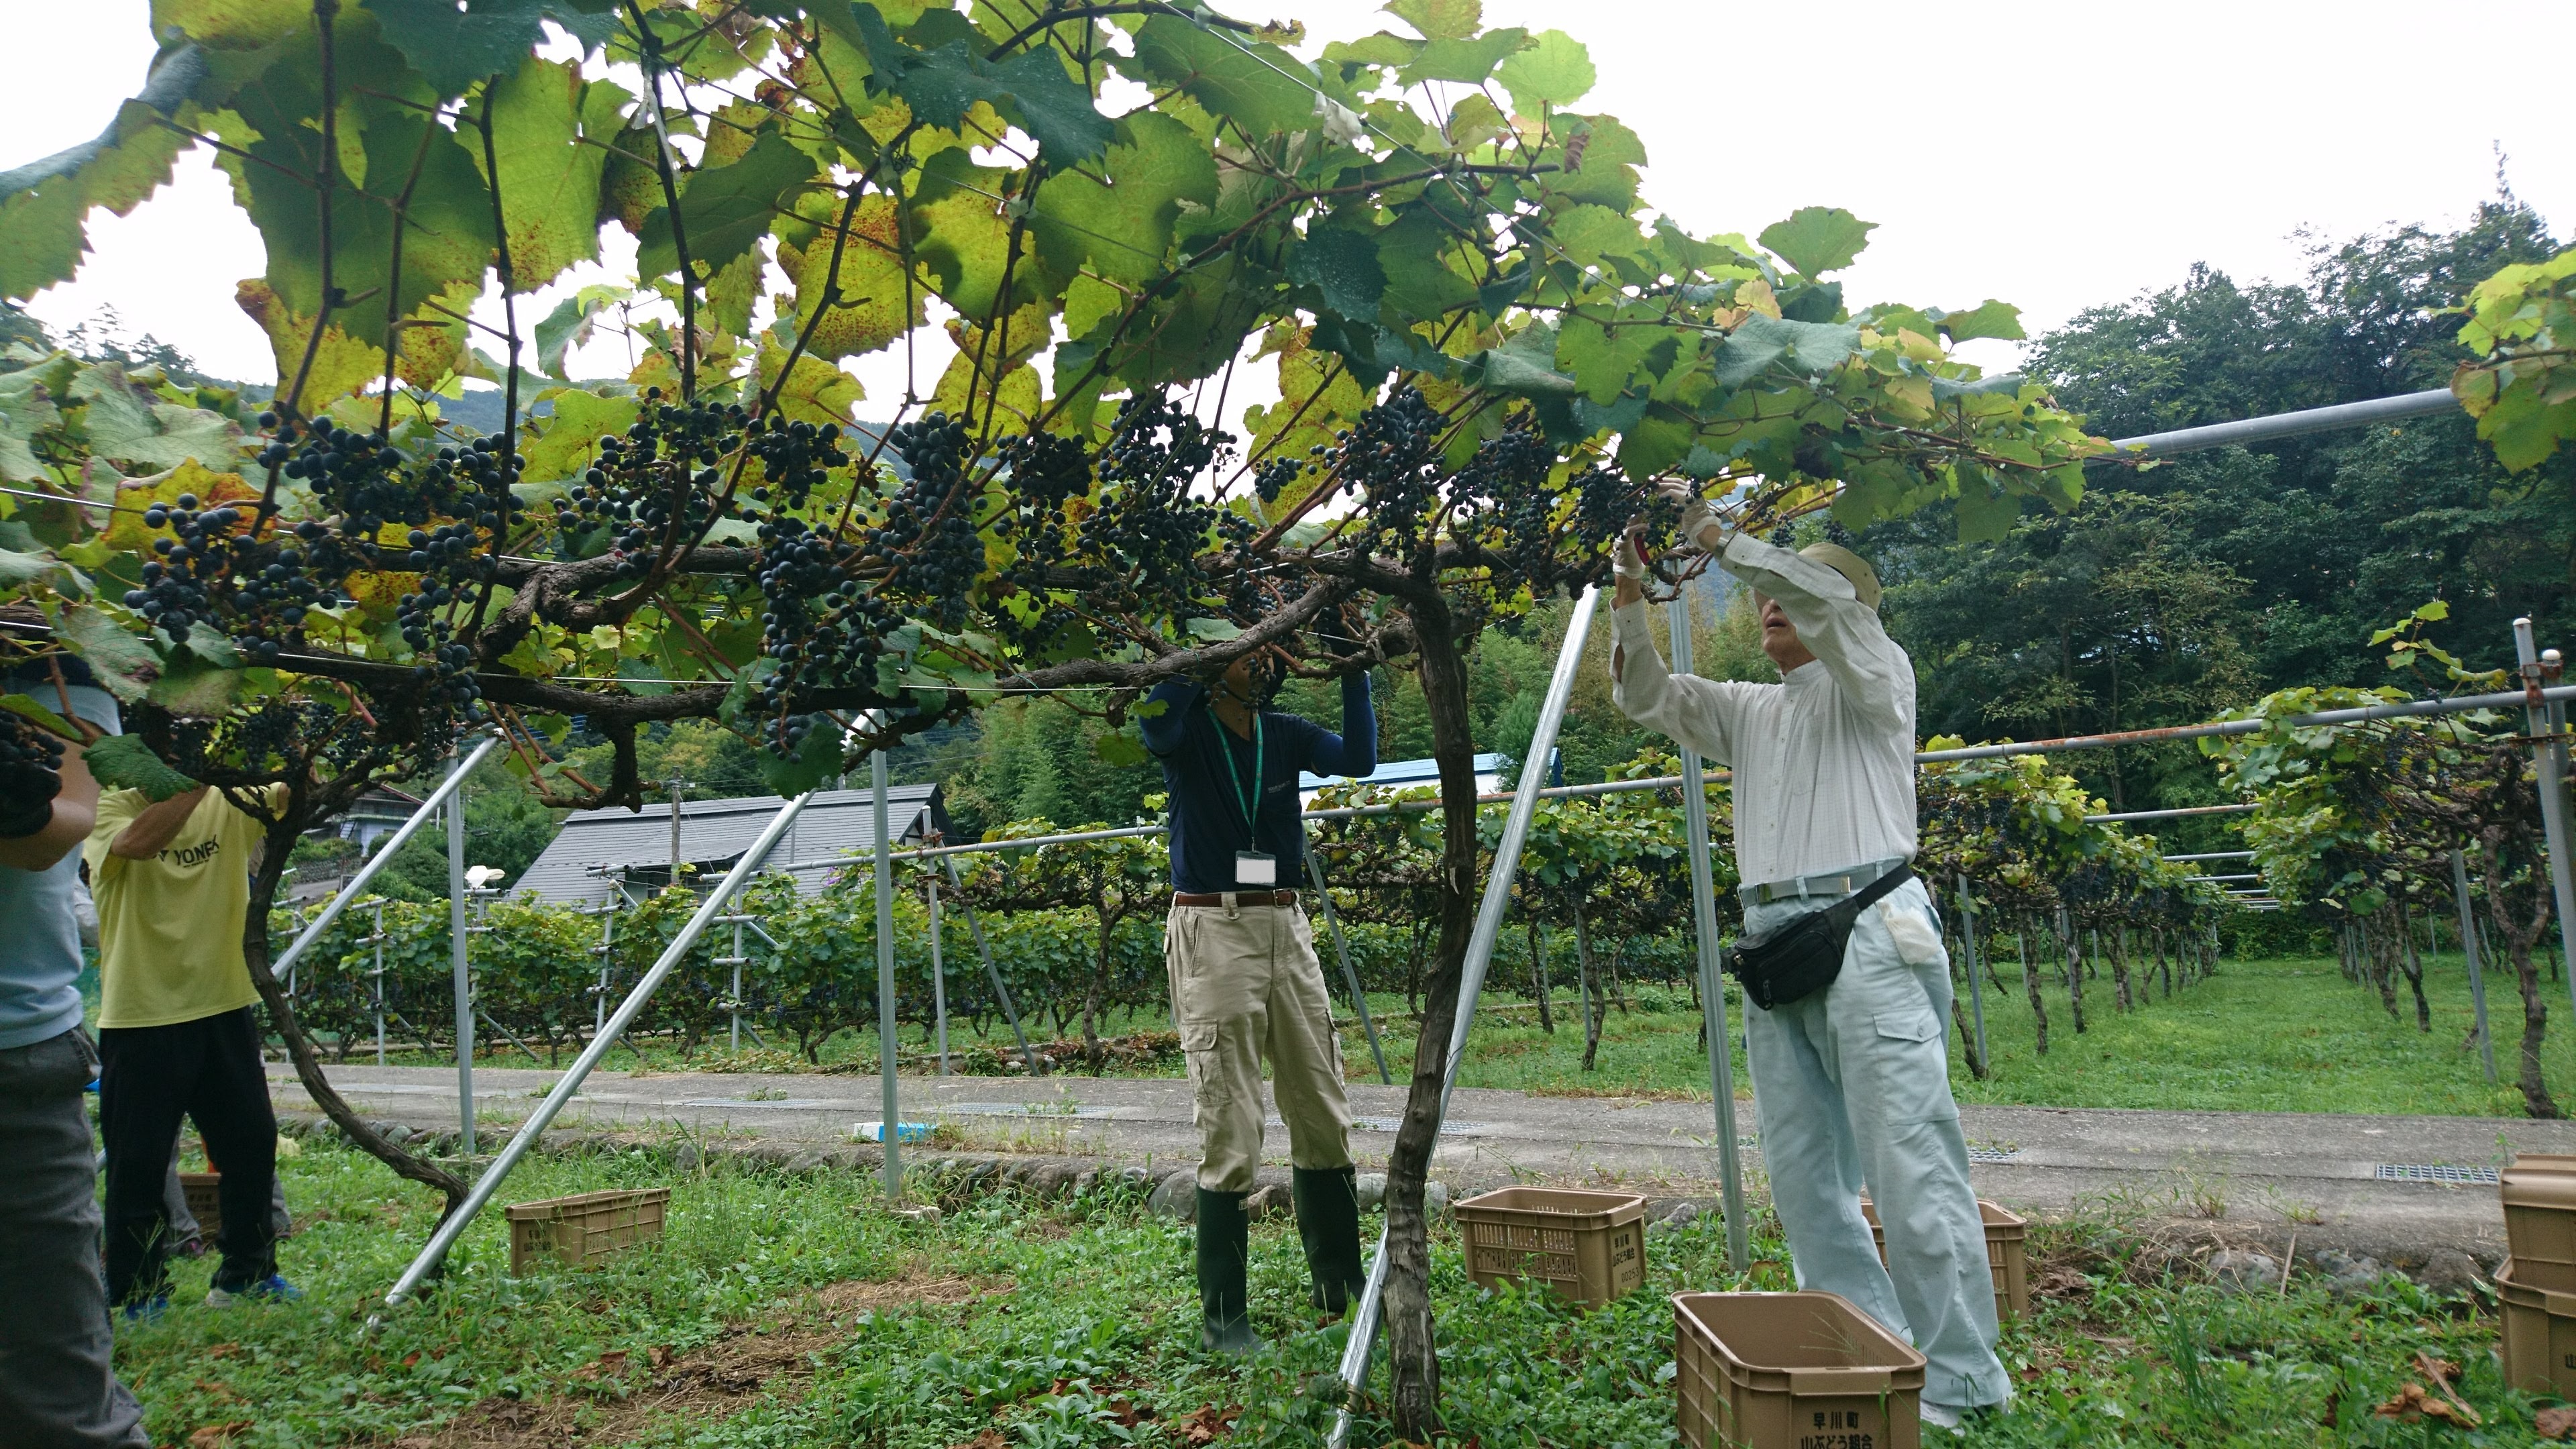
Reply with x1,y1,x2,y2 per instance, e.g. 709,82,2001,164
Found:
119,1292,170,1326
205,1275,300,1307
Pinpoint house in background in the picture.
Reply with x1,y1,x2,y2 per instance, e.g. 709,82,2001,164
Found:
334,786,424,851
513,784,947,906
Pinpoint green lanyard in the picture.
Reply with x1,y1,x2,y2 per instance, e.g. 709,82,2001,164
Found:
1212,704,1265,841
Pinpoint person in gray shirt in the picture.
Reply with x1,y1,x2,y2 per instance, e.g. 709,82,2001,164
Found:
0,656,150,1449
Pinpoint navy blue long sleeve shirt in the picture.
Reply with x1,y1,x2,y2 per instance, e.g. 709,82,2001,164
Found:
1141,672,1377,893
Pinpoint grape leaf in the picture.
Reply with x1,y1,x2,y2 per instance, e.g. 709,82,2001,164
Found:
1398,30,1528,87
1497,30,1595,113
847,6,1110,170
908,151,1018,317
1937,299,2025,344
780,193,920,362
755,714,845,796
1128,17,1318,140
1758,206,1876,278
83,733,198,800
637,127,817,280
1384,0,1483,42
519,389,641,483
147,653,244,714
370,0,621,99
1029,112,1216,288
480,57,628,290
72,366,241,471
0,693,77,739
0,369,62,483
1287,226,1387,321
1712,315,1860,388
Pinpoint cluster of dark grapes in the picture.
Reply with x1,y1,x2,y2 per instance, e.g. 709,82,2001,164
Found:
0,711,66,833
985,429,1096,652
1312,386,1448,561
741,411,977,734
1075,393,1253,614
121,492,252,646
551,391,792,579
164,696,370,779
873,413,987,629
117,408,527,723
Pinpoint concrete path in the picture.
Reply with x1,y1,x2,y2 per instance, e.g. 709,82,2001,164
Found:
268,1063,2570,1263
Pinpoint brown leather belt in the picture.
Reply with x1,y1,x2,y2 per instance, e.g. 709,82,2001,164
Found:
1171,890,1299,908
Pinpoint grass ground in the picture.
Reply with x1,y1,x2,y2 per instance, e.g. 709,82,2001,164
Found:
353,951,2576,1121
117,1134,2557,1448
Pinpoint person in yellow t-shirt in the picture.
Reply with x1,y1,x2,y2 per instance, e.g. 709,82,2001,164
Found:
84,783,299,1312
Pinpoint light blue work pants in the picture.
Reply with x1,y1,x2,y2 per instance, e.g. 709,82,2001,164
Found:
1741,871,2009,1409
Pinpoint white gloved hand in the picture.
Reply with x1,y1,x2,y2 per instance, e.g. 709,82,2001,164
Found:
1655,480,1727,552
1612,530,1649,581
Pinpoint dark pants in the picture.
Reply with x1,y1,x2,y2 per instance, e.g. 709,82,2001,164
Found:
0,1028,150,1448
99,1008,277,1303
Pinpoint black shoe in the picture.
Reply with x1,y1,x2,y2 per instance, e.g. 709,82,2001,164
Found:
1291,1166,1366,1314
1195,1188,1260,1354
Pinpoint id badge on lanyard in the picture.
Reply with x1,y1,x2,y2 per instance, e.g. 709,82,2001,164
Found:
1216,706,1275,888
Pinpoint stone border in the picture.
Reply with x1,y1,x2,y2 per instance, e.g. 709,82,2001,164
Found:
278,1113,2501,1295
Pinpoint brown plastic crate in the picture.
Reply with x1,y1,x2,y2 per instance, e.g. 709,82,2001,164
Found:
180,1171,223,1239
2498,1258,2576,1397
2504,1155,2576,1293
1454,1187,1646,1309
1860,1197,2030,1322
1675,1291,1924,1449
504,1187,670,1274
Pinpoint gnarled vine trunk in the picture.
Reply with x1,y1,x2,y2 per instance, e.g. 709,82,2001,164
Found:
1380,597,1481,1440
2019,920,2049,1056
245,810,468,1222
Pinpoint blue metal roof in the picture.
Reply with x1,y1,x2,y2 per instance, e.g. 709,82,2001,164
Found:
1299,752,1506,791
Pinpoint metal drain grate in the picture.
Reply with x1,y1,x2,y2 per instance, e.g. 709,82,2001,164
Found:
1967,1146,2025,1165
2375,1163,2499,1185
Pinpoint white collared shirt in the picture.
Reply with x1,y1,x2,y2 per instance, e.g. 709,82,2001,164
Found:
1610,533,1917,887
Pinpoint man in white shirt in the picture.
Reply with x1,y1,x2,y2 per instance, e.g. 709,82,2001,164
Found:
1608,489,2008,1426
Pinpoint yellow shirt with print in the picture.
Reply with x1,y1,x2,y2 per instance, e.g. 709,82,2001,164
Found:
83,786,286,1030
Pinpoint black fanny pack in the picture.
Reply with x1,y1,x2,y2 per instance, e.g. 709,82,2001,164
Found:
1723,865,1913,1011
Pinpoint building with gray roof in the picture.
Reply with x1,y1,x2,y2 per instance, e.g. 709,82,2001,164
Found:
511,784,947,906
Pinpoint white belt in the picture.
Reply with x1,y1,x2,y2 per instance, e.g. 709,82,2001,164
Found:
1739,857,1903,908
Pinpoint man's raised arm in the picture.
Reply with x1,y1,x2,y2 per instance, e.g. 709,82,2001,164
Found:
1715,534,1909,731
1140,677,1204,757
1303,672,1377,780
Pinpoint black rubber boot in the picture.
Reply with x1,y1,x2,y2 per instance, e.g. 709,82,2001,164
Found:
1195,1188,1260,1354
1291,1166,1366,1314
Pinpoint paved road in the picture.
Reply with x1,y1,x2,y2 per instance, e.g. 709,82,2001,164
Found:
269,1063,2568,1261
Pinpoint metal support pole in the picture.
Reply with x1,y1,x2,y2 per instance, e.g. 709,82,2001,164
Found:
367,898,387,1068
873,744,902,1199
2515,623,2576,1024
1958,877,1988,1069
1331,587,1599,1446
382,786,820,1310
269,734,503,985
945,857,1041,1075
667,776,687,883
447,788,474,1155
927,878,950,1076
728,918,745,1054
1667,586,1747,1272
1306,850,1391,1085
2453,849,2497,1084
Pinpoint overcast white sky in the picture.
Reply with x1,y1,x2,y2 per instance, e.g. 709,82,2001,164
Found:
9,1,2572,415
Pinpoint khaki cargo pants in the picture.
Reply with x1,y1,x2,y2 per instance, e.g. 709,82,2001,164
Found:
1165,897,1354,1193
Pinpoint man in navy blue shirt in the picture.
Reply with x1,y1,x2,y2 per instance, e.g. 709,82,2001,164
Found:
1142,646,1377,1352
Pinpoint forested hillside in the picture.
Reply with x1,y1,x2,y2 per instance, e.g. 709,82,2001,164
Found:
1867,197,2571,821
